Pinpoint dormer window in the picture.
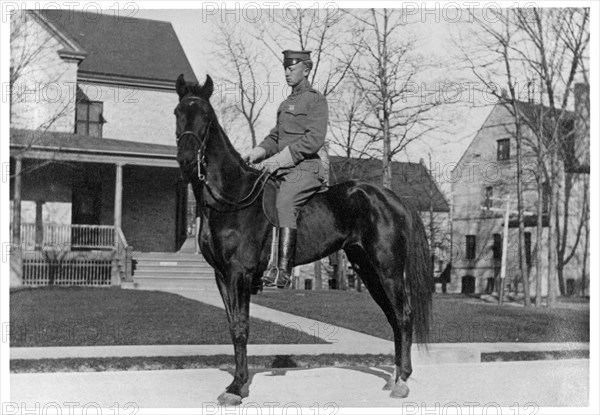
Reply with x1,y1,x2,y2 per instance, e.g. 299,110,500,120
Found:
76,100,105,138
75,86,105,138
497,138,510,161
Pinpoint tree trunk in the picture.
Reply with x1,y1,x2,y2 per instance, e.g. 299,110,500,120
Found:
581,206,589,296
535,167,544,307
547,153,558,307
314,260,322,290
11,157,24,287
515,122,530,307
382,110,392,189
555,171,574,296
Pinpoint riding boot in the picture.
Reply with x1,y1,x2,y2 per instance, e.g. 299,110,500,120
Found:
261,227,297,288
276,227,297,289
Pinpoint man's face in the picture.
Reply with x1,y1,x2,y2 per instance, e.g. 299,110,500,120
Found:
284,62,309,87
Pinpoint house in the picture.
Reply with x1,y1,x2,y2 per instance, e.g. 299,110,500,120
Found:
450,90,590,297
9,10,205,288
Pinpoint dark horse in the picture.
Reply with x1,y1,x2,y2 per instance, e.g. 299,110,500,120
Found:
174,74,433,405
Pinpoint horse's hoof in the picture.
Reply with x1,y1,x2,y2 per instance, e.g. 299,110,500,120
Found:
382,375,395,391
389,381,409,398
217,391,243,406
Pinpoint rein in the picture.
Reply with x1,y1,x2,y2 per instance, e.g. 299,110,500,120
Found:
176,97,272,210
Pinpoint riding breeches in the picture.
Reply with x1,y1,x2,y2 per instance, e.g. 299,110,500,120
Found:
275,166,324,228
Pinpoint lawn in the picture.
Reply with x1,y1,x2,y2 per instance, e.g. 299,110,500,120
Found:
10,287,326,347
251,290,589,343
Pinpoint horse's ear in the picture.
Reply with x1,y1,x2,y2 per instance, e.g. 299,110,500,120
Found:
201,75,214,100
176,74,187,100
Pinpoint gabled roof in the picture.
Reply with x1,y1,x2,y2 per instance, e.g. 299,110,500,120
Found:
38,10,197,87
453,99,580,172
329,156,450,212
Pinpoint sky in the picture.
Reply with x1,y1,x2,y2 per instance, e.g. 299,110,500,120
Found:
133,6,494,183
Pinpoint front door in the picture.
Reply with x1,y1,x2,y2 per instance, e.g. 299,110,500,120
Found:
72,176,102,247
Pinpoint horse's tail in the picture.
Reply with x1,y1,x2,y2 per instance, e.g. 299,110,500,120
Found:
406,208,434,346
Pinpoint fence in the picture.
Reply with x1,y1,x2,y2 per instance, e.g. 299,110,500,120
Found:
22,252,113,286
13,224,119,286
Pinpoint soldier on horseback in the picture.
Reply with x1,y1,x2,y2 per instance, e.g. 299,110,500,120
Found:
242,50,328,289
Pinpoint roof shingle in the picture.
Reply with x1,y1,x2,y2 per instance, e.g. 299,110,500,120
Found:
329,156,449,212
39,10,197,84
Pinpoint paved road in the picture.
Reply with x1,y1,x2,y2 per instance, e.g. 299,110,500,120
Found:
9,359,588,409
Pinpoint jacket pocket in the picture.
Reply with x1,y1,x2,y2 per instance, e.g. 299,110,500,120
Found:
283,110,308,135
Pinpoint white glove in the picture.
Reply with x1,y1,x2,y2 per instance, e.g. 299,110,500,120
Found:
262,147,295,174
241,147,266,163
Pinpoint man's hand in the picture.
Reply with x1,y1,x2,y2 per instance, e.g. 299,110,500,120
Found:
241,147,266,164
262,147,295,174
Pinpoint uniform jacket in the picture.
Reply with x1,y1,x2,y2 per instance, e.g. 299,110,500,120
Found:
258,78,328,177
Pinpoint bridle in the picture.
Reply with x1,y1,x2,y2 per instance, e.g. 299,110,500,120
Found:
176,96,272,210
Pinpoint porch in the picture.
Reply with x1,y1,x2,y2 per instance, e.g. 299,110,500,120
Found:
9,129,191,287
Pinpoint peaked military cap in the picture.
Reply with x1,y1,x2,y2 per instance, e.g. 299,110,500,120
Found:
282,50,312,68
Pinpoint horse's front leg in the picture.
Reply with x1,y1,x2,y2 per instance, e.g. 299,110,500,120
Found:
215,268,252,406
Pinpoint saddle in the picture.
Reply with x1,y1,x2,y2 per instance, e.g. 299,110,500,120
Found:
261,177,328,227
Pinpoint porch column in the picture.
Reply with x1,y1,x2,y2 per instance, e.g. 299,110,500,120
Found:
114,163,123,231
11,156,23,287
112,162,124,285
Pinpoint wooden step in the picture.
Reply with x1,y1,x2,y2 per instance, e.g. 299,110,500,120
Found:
132,252,215,290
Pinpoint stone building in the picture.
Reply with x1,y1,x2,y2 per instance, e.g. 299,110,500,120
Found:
450,92,590,297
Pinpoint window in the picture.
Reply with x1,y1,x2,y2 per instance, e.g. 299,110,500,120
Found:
76,100,105,138
524,232,532,267
493,233,502,260
497,138,510,161
466,235,476,260
542,182,550,214
484,186,493,209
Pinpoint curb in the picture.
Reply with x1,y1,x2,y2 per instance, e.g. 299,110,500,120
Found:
10,349,590,373
10,342,589,364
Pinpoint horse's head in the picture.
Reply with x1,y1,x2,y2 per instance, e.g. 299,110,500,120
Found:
174,73,214,179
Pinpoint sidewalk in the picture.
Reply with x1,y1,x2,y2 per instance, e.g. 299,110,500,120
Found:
10,360,589,407
10,287,589,365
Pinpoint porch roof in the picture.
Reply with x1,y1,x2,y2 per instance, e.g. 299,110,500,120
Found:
10,129,178,168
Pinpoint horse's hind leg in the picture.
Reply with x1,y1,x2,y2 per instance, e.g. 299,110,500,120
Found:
380,270,414,398
346,248,411,398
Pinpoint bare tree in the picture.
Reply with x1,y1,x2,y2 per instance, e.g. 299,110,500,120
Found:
460,7,589,306
347,9,442,189
511,8,589,304
254,7,357,97
328,85,374,159
212,21,271,148
10,10,81,287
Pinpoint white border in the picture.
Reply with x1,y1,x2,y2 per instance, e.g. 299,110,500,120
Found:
1,1,598,415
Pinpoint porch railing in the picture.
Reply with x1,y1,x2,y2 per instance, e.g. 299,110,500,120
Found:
15,223,115,250
115,227,133,282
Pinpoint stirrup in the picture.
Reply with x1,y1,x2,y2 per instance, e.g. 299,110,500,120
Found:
261,267,279,287
276,271,291,289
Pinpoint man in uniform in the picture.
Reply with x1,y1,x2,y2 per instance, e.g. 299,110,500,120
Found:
242,50,328,289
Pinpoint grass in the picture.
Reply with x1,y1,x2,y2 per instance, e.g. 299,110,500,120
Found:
251,291,589,343
10,286,326,347
10,354,399,373
11,350,590,373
